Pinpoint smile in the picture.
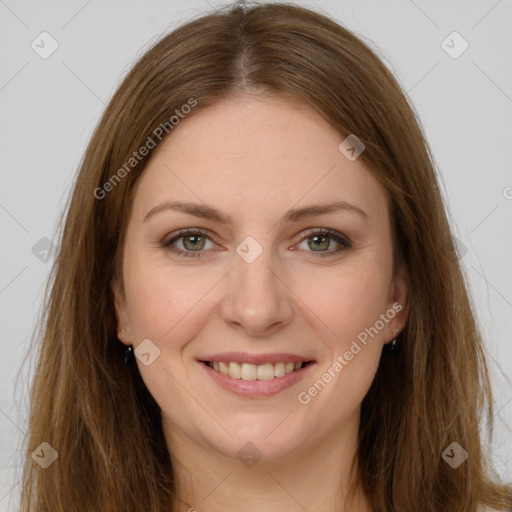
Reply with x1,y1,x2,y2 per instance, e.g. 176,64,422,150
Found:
199,358,316,399
205,360,306,380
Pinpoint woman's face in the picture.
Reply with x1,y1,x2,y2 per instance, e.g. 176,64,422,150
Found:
113,93,408,462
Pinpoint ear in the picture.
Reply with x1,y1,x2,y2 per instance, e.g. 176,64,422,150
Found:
110,278,133,346
386,265,409,343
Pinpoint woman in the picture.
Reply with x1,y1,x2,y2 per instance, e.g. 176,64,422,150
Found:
19,1,512,511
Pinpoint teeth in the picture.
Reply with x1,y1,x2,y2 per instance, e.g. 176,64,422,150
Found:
241,363,257,380
228,362,241,379
274,362,285,378
257,363,274,381
207,360,305,380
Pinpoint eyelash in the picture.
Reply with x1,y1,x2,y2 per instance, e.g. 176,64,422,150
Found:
161,227,352,259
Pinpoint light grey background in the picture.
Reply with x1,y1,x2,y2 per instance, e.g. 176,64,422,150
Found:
1,0,511,509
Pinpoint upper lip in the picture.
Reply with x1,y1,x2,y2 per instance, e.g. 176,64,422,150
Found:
199,352,315,365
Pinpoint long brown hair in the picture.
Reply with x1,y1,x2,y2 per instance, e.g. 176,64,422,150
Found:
18,2,512,511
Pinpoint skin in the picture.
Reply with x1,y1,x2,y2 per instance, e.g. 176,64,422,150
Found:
113,93,409,512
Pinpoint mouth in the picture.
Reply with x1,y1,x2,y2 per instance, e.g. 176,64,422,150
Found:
201,360,314,380
197,356,316,399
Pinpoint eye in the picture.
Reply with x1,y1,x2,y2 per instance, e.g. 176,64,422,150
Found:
294,228,351,258
161,228,351,258
162,228,217,258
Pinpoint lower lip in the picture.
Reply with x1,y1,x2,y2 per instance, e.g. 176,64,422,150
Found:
199,361,315,399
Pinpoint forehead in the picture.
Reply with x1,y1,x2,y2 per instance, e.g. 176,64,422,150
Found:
130,94,388,227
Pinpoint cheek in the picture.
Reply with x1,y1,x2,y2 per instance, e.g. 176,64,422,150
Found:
295,271,389,419
292,260,392,346
123,247,218,338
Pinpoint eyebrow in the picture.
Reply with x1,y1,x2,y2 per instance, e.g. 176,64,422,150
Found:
143,200,368,225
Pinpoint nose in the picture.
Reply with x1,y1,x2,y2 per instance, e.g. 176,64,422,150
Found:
220,245,293,337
